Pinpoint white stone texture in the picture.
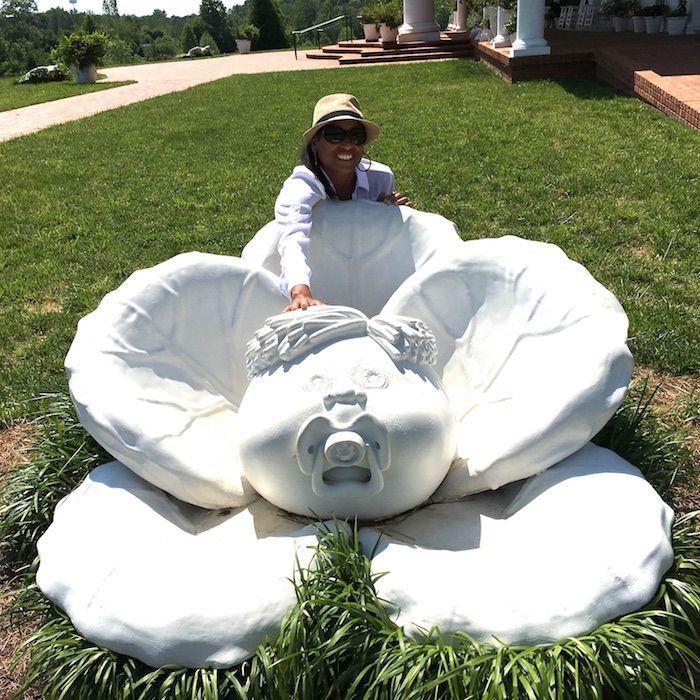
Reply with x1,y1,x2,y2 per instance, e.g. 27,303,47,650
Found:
37,461,323,669
66,253,287,509
239,307,457,520
383,235,633,498
359,443,674,646
397,0,441,42
511,0,551,56
241,200,463,318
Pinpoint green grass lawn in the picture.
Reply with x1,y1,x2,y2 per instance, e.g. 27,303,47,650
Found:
0,60,698,418
0,76,135,113
0,58,699,699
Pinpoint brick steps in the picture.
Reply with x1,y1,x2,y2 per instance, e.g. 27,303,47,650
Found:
306,35,473,65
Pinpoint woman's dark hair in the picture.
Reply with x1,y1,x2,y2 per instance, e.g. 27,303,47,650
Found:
300,142,337,200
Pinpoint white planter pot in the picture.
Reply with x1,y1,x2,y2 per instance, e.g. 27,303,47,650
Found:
236,38,252,54
612,16,627,30
71,63,97,84
632,15,646,31
363,22,379,41
625,16,634,29
379,24,398,43
666,15,687,33
644,15,662,31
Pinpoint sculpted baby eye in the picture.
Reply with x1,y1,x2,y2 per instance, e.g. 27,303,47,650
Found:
304,374,333,392
352,366,388,389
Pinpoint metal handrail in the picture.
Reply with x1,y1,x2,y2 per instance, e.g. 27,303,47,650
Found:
292,15,354,59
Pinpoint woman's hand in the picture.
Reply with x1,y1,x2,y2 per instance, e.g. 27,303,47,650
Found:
378,191,413,208
284,285,324,312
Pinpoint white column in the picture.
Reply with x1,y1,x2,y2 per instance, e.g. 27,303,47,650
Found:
455,0,468,28
687,0,700,33
492,6,513,47
398,0,441,43
509,0,550,57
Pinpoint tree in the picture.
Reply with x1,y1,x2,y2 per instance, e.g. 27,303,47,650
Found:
181,22,198,51
82,12,97,32
102,0,118,15
199,0,234,52
249,0,288,49
199,29,219,53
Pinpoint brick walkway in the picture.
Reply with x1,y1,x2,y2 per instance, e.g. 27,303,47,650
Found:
0,51,343,143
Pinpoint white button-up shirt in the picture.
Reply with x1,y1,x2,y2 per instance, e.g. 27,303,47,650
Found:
275,159,396,296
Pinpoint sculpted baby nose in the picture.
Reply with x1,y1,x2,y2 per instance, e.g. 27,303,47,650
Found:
324,431,366,465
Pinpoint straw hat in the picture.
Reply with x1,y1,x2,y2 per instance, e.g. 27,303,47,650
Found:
303,94,379,145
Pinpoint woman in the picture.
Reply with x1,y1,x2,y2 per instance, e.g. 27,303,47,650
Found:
276,93,411,312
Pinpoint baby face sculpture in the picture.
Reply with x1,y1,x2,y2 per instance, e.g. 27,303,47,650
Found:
237,307,457,520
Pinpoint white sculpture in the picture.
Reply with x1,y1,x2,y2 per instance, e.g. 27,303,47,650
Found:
38,200,673,669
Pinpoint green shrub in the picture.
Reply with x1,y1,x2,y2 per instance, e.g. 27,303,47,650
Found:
199,30,220,54
180,22,199,52
236,23,260,42
52,31,108,69
377,1,402,27
103,36,139,66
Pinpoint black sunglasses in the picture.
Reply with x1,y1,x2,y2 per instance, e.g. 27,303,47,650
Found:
320,124,367,146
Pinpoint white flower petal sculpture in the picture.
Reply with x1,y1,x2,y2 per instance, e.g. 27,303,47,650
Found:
358,443,674,646
242,200,464,316
37,200,672,669
382,236,634,497
65,253,287,509
37,460,322,668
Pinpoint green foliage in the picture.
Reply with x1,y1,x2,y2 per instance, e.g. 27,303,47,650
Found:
360,3,380,25
103,35,139,66
236,22,260,41
600,0,636,16
638,3,666,15
143,33,178,60
52,31,108,68
249,0,289,49
504,9,517,33
376,0,402,27
180,22,199,51
199,0,234,53
199,29,219,53
669,0,687,16
81,11,97,33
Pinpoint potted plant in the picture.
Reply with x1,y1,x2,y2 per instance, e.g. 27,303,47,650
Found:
639,3,664,32
666,0,687,33
377,2,401,43
236,24,259,54
360,5,380,41
52,31,107,84
600,0,629,31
